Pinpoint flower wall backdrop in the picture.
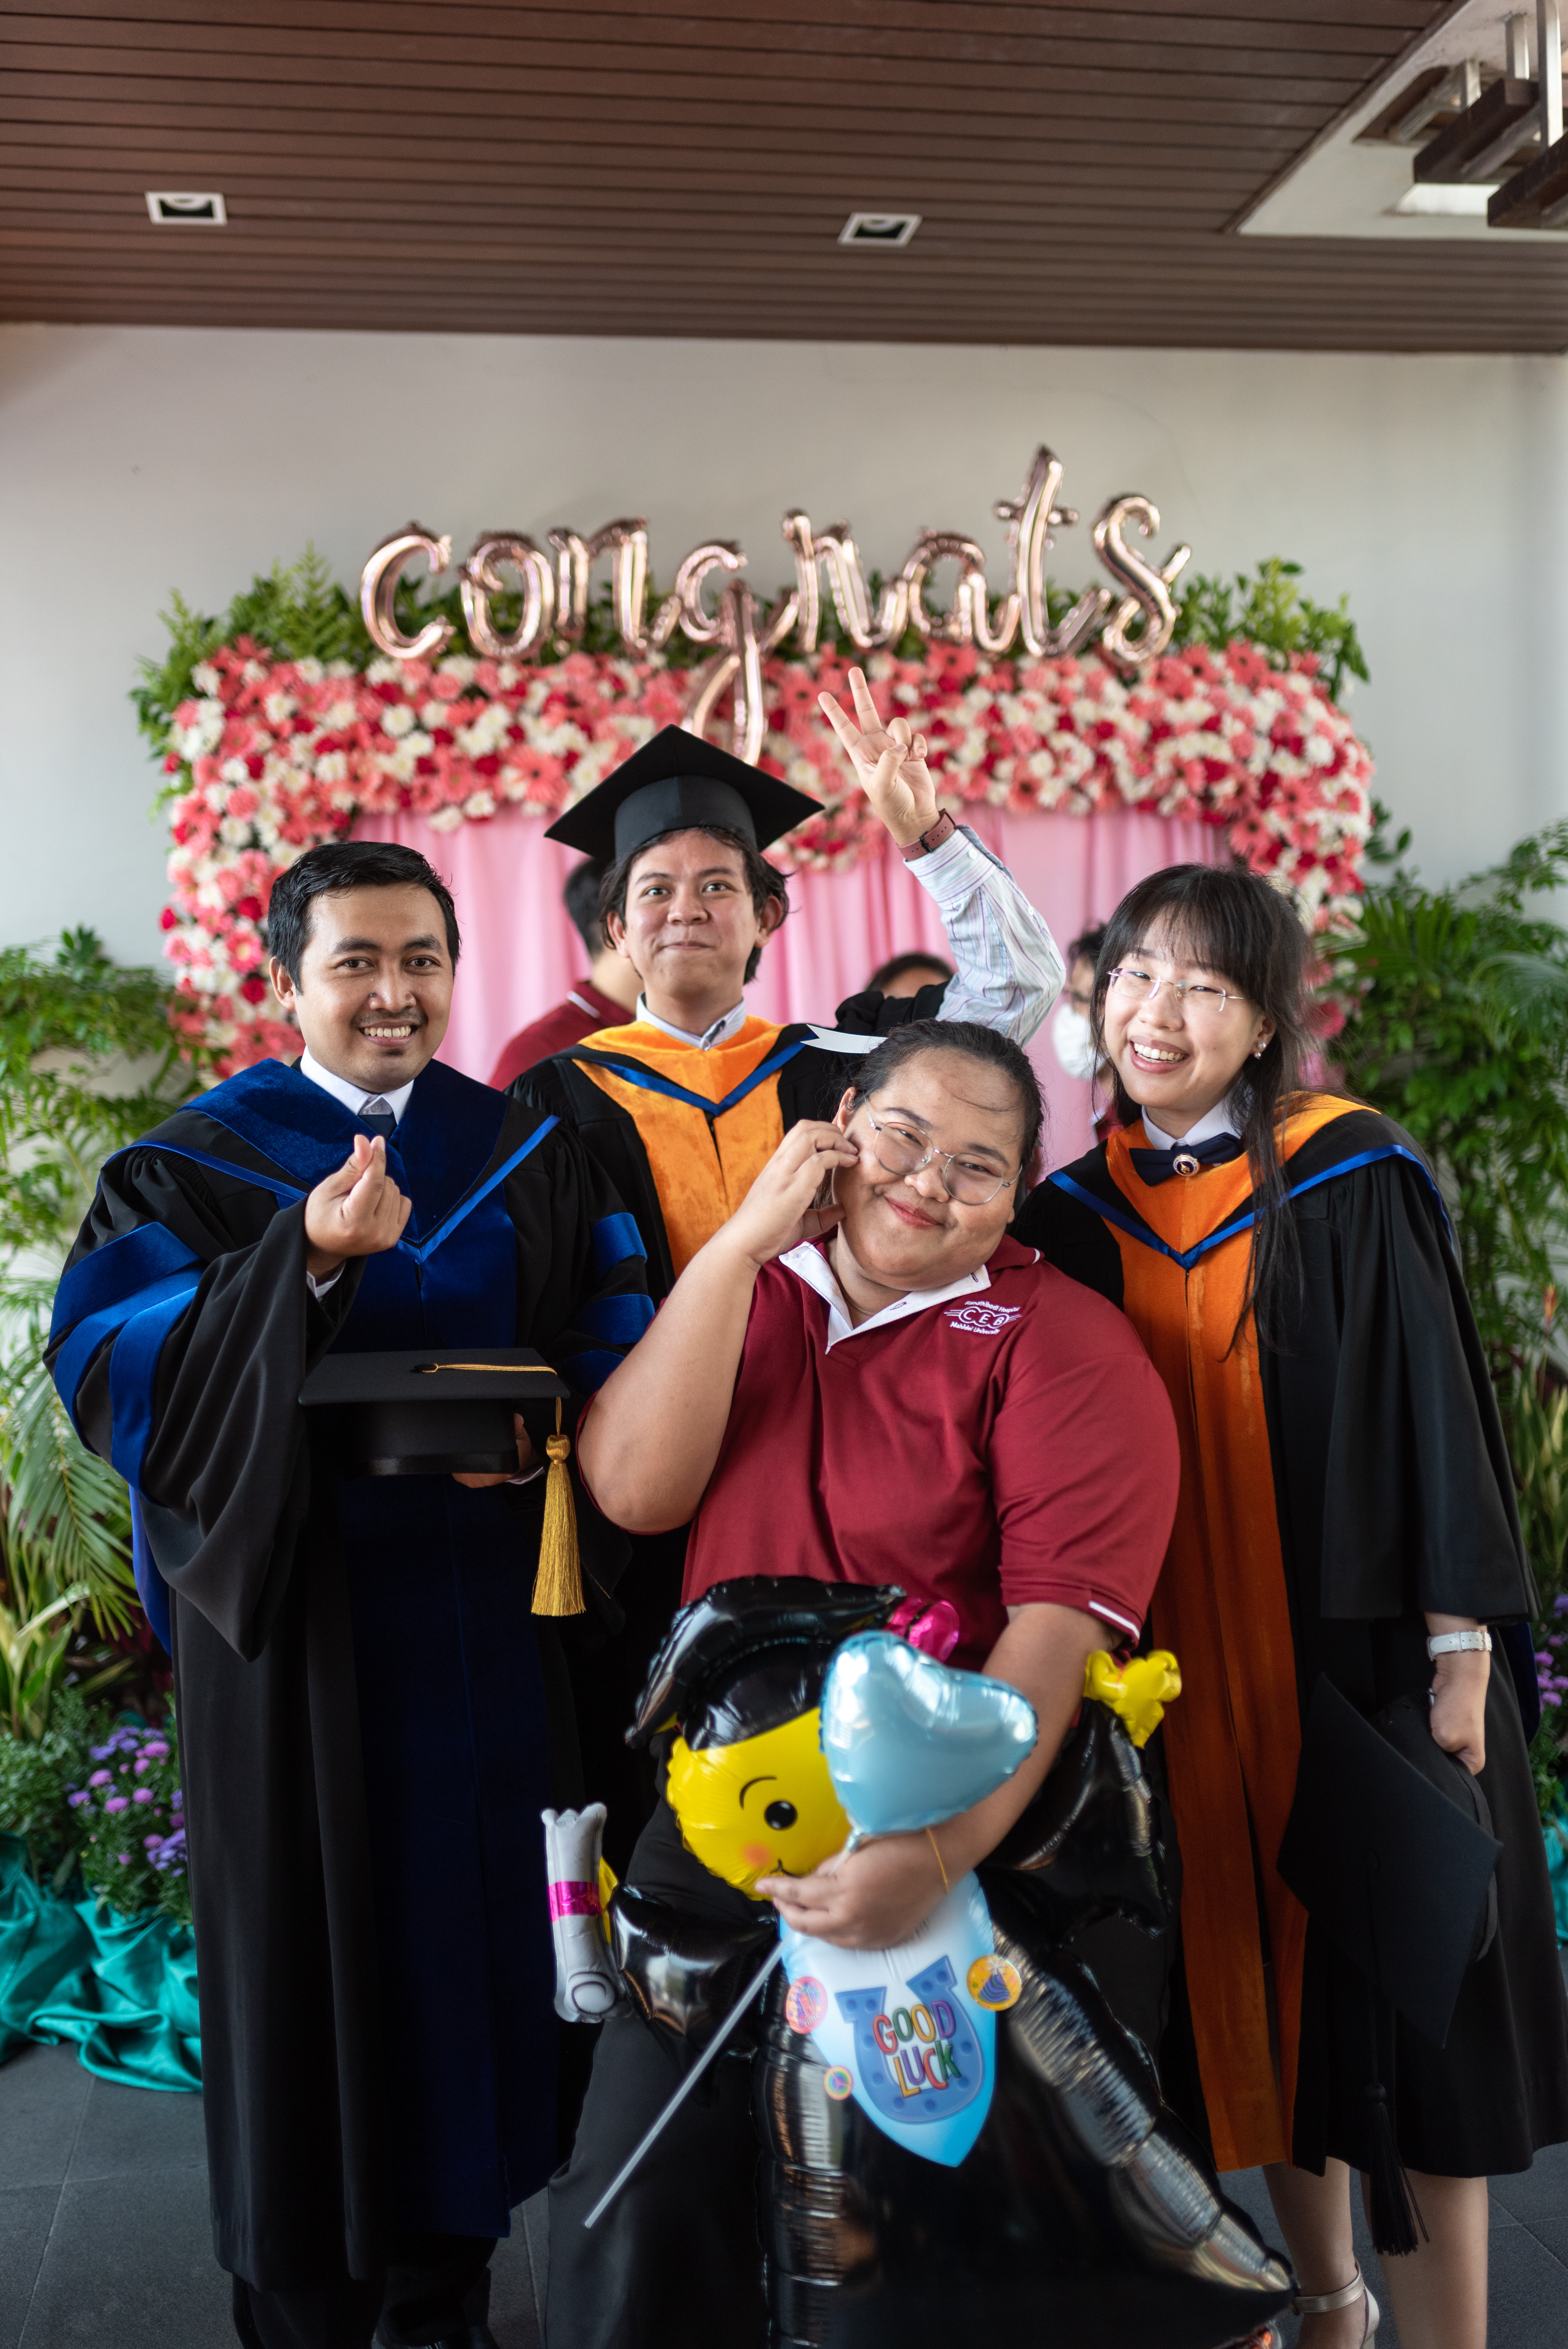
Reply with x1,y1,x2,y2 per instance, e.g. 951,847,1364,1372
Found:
155,632,1372,1074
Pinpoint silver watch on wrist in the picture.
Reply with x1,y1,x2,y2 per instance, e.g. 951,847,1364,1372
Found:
1426,1628,1492,1659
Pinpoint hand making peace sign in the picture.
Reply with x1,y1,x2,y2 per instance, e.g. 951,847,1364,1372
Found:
818,665,941,849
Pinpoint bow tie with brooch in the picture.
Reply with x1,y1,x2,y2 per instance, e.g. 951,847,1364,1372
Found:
1128,1133,1245,1187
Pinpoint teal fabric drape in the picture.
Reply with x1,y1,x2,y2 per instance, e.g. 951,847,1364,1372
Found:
0,1834,200,2090
1546,1814,1568,1947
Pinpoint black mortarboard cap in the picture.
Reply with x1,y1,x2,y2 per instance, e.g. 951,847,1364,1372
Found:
300,1348,568,1477
543,726,822,863
630,1575,904,1750
1278,1676,1502,2049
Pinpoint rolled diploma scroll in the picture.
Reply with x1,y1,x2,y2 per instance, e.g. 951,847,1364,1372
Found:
542,1803,621,2019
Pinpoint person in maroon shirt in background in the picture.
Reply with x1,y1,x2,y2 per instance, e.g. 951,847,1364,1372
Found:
487,859,642,1087
549,1018,1179,2349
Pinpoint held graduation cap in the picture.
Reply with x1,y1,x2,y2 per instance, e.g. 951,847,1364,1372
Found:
543,725,822,863
299,1349,587,1616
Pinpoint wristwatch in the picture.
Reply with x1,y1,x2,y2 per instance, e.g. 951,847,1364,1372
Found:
899,812,957,861
1426,1629,1492,1658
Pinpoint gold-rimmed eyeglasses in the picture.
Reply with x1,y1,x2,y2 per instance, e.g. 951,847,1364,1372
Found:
1107,966,1246,1021
855,1104,1020,1206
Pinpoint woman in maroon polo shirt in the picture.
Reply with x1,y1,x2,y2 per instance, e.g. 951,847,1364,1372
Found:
549,1020,1179,2349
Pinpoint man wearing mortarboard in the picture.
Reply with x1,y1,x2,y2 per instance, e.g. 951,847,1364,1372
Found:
45,839,653,2349
516,672,1064,1861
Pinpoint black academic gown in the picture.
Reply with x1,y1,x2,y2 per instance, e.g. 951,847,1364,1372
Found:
46,1056,651,2288
515,982,946,1305
1015,1108,1568,2176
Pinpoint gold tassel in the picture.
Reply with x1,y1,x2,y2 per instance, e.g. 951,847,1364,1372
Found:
531,1397,585,1617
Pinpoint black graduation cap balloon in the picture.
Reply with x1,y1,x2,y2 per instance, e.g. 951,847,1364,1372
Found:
629,1575,904,1750
604,1580,1294,2349
299,1347,567,1477
543,726,823,863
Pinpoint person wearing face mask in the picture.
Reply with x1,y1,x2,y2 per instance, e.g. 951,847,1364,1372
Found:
545,1020,1181,2349
1014,863,1568,2349
1051,923,1123,1143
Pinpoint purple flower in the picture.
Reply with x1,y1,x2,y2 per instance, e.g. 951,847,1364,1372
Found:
141,1741,169,1761
88,1769,111,1788
89,1743,112,1761
116,1854,131,1865
104,1796,129,1815
1555,1595,1568,1615
143,1834,162,1850
132,1787,155,1805
68,1790,91,1809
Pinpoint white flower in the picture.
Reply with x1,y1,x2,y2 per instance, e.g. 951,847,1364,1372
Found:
191,662,222,695
294,656,324,685
382,704,415,739
428,806,464,833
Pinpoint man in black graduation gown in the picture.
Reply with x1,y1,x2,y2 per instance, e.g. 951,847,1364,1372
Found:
47,841,652,2349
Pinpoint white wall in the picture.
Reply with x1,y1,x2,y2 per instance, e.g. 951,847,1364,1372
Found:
2,322,1564,967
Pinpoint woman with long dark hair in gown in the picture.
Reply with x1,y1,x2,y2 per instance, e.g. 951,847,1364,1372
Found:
1015,863,1568,2349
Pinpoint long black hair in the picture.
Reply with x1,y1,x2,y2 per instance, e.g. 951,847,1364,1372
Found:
846,1019,1044,1208
1092,864,1320,1347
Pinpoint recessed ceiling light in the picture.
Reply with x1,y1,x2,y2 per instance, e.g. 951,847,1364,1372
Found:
145,192,226,225
839,212,920,247
1392,181,1497,215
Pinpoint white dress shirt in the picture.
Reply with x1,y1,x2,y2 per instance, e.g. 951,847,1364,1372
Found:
1140,1094,1242,1150
298,1048,415,1125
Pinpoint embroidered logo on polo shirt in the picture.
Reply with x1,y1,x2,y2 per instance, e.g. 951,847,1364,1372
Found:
943,1302,1021,1336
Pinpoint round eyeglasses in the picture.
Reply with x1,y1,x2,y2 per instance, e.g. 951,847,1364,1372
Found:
1107,967,1245,1020
857,1105,1020,1206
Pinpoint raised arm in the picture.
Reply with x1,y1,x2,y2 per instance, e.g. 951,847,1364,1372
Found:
576,1120,855,1530
819,667,1062,1044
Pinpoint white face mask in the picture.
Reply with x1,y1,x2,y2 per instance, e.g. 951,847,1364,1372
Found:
1051,1002,1099,1082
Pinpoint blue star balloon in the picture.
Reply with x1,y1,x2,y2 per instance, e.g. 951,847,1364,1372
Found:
820,1631,1038,1837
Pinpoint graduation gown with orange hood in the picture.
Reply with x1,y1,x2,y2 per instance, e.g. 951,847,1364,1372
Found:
1014,1096,1568,2179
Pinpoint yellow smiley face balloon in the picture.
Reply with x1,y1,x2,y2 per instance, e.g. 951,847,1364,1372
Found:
665,1706,850,1900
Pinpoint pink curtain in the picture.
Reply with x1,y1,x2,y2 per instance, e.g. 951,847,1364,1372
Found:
353,804,1226,1171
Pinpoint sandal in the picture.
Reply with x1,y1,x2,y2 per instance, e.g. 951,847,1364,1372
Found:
1292,2260,1379,2347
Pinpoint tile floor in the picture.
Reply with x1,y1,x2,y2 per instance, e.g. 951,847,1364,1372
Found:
4,2030,1568,2347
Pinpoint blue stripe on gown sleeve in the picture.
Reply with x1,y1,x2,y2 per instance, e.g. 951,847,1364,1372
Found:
108,1274,206,1488
129,1492,173,1655
572,1292,656,1344
51,1266,203,1440
591,1212,647,1277
51,1221,200,1342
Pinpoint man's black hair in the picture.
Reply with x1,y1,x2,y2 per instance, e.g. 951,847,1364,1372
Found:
865,948,955,994
599,825,790,986
563,859,609,958
266,841,461,986
1067,923,1107,973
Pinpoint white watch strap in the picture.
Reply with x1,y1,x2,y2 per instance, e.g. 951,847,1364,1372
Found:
1426,1629,1492,1657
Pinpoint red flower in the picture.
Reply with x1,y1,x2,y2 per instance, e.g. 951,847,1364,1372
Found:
159,906,178,931
245,752,265,780
238,976,269,1005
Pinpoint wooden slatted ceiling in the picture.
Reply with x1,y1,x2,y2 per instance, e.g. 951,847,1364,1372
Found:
1,0,1561,352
